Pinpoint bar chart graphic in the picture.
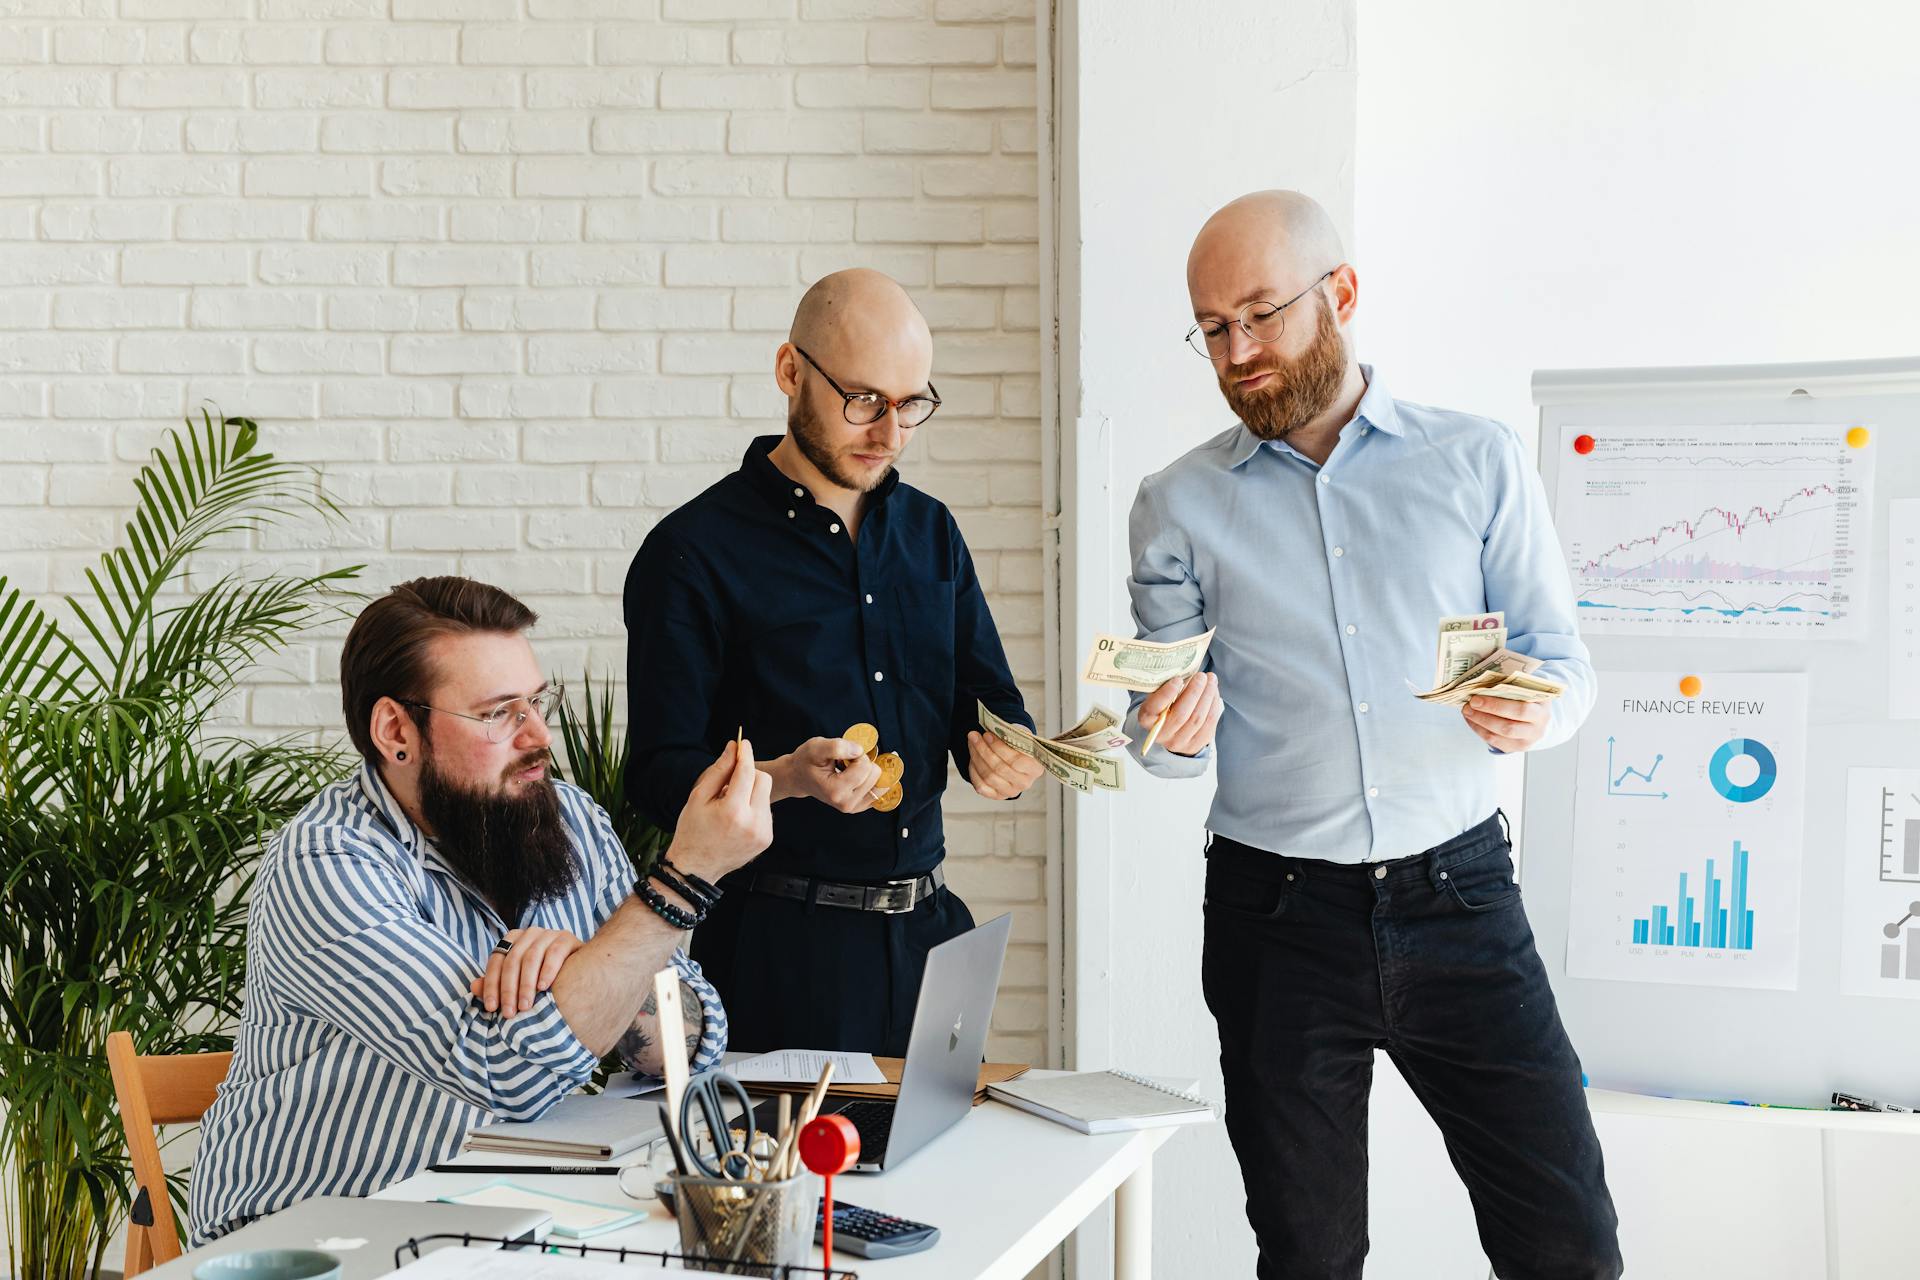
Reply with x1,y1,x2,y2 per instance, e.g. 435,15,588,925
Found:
1630,842,1755,949
1875,785,1920,884
1843,770,1920,1000
1880,903,1920,982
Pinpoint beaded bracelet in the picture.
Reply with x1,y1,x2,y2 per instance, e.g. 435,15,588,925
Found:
651,863,714,915
659,855,722,906
635,876,703,930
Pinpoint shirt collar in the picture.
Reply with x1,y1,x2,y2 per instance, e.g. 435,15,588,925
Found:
740,434,901,511
354,760,473,889
1227,363,1401,469
356,760,422,852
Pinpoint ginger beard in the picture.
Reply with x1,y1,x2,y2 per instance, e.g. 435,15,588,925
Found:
1217,291,1348,442
788,393,896,493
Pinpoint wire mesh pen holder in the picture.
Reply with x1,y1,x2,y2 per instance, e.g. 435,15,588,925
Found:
674,1170,820,1273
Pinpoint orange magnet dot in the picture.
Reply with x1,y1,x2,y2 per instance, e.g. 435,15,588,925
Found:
1573,434,1596,455
1678,675,1703,697
1846,426,1870,448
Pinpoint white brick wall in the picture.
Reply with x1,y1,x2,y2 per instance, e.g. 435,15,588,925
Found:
0,3,1045,1065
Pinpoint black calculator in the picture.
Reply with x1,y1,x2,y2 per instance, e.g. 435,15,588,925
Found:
816,1200,940,1259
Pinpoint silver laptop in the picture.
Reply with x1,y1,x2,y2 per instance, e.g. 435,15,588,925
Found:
813,912,1012,1173
145,1196,553,1280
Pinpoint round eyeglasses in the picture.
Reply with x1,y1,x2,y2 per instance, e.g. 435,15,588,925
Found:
794,346,942,428
1184,270,1334,361
400,685,565,744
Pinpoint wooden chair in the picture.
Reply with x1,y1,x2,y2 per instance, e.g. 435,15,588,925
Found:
105,1030,232,1277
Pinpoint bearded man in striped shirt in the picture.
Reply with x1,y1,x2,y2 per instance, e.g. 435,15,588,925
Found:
190,577,772,1243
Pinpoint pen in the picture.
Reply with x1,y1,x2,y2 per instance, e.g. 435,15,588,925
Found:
428,1163,624,1175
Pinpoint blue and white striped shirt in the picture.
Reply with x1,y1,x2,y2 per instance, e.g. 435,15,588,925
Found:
187,764,725,1244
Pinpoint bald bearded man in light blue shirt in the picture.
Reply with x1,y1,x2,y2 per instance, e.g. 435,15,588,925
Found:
1126,191,1621,1280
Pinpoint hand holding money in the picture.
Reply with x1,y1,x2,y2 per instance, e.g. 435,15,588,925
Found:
1082,629,1219,755
1461,694,1553,754
979,701,1128,793
966,727,1044,800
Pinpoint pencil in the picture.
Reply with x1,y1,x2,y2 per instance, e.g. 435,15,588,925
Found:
1141,706,1171,753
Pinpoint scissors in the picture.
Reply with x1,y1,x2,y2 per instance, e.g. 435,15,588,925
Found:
678,1070,767,1181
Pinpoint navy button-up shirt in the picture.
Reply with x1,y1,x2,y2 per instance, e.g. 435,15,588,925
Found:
624,436,1032,880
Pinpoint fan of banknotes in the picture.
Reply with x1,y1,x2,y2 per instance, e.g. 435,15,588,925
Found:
978,701,1130,793
1410,611,1565,706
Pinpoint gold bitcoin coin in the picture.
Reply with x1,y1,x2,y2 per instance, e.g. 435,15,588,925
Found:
875,752,905,789
842,722,880,757
872,781,905,813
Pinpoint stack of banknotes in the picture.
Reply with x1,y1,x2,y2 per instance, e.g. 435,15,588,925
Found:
978,701,1130,793
1410,611,1564,706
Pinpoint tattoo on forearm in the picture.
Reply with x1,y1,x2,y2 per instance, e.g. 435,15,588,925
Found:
616,1024,655,1070
680,979,702,1062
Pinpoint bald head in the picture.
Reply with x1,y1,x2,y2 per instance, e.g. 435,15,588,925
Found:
1188,190,1346,297
789,268,932,372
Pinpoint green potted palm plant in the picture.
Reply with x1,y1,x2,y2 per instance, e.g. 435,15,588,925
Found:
0,412,361,1280
551,669,670,884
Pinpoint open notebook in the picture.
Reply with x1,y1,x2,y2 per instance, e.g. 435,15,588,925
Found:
986,1070,1214,1135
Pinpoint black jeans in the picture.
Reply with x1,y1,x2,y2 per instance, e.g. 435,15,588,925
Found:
1201,814,1622,1280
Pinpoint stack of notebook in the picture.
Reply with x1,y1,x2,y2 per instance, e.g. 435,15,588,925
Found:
986,1069,1214,1135
463,1090,662,1161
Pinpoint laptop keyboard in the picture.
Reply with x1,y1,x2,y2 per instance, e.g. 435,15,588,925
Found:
836,1100,895,1159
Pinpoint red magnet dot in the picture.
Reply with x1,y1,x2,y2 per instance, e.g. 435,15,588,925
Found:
1573,434,1596,455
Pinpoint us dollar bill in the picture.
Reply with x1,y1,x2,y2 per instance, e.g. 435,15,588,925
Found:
1082,629,1215,693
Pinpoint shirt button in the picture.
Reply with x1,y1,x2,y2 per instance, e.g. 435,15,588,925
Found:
1319,473,1331,485
794,487,804,497
1357,702,1370,713
786,509,795,519
1368,786,1380,798
865,593,874,604
1344,624,1357,636
829,522,841,534
1374,865,1387,880
901,827,910,839
1332,546,1345,558
873,671,885,682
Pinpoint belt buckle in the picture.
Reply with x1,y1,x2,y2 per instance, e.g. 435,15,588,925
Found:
870,878,919,914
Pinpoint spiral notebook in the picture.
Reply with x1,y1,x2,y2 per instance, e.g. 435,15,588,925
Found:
986,1069,1214,1135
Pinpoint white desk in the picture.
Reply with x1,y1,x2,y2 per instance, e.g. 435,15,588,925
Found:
376,1093,1181,1279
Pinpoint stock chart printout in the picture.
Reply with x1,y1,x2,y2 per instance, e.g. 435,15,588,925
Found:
1554,425,1876,637
1567,672,1808,991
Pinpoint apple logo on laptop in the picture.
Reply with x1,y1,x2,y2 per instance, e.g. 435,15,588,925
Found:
949,1011,963,1054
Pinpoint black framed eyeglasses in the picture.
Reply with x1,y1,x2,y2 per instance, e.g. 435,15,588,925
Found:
399,685,565,744
793,346,941,427
1184,269,1335,361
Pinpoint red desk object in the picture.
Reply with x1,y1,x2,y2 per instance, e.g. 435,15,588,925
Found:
799,1114,860,1266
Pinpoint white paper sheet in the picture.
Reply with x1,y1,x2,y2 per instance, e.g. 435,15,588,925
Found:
1566,671,1807,990
1840,769,1920,999
726,1048,887,1085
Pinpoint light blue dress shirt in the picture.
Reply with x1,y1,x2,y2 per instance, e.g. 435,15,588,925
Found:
1125,366,1594,863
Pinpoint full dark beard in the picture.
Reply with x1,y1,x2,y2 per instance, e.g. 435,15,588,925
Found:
1219,294,1348,441
789,395,890,493
417,747,577,925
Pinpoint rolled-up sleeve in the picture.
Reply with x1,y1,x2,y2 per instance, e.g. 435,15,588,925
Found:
1481,425,1596,752
1123,472,1215,779
253,831,596,1122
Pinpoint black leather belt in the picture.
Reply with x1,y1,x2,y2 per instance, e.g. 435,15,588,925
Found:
745,864,946,915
